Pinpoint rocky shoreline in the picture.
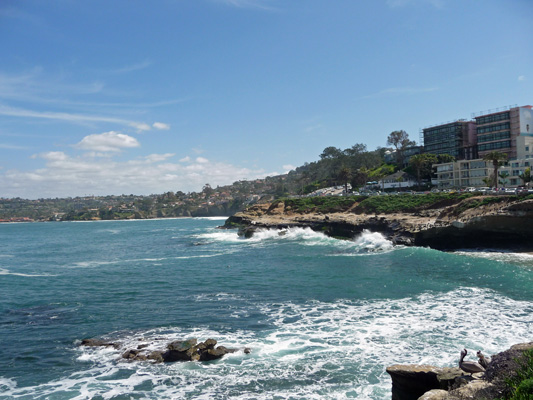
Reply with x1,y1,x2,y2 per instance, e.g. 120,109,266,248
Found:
387,342,533,400
222,197,533,250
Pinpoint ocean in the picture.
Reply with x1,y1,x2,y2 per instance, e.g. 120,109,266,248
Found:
1,218,532,399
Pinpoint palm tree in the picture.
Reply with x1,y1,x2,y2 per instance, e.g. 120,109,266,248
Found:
519,167,531,187
337,166,352,194
482,151,508,189
396,175,404,191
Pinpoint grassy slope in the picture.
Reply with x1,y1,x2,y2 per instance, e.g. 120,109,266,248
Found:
278,193,533,216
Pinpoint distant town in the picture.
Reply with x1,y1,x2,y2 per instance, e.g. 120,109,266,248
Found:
2,104,531,222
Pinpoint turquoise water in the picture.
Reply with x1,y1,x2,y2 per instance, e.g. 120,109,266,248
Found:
1,218,532,399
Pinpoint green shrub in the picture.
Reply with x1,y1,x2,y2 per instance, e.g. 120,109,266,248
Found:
504,349,533,400
513,378,533,400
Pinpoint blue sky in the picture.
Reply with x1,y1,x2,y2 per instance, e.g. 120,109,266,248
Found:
1,0,532,199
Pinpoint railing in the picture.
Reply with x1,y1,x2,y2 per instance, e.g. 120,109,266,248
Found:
471,104,517,118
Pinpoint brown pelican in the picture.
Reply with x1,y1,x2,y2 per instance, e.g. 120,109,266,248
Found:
476,350,490,369
459,349,485,375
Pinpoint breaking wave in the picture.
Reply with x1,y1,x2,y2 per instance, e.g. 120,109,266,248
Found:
2,287,530,400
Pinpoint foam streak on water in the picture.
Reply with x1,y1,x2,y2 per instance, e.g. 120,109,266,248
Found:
2,288,531,399
0,219,532,400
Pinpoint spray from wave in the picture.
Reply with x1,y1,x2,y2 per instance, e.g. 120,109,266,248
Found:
196,227,396,255
3,287,527,400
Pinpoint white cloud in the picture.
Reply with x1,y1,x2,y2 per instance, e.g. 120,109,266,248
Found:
130,122,152,132
144,153,175,163
36,151,69,162
153,122,170,130
283,164,297,173
75,131,140,152
0,152,270,199
518,75,526,81
215,0,277,11
0,105,157,133
179,156,191,162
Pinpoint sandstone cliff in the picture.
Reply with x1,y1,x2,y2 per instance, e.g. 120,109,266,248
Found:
223,196,533,250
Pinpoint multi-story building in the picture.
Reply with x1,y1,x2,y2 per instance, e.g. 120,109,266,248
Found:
474,105,533,160
423,120,477,160
435,158,531,189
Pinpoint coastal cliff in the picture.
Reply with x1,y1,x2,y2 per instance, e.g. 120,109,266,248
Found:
386,342,533,400
223,194,533,250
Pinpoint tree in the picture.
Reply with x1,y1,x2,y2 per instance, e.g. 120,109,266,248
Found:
337,166,352,193
202,183,214,199
409,153,438,189
396,175,404,191
320,146,343,160
386,130,416,166
343,143,367,156
482,151,508,189
519,168,531,186
498,171,509,188
437,154,456,164
352,167,369,189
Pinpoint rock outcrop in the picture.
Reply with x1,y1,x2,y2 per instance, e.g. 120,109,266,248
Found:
223,197,533,250
80,337,250,363
386,342,533,400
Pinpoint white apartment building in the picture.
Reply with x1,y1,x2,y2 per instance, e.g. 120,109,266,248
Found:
435,158,532,189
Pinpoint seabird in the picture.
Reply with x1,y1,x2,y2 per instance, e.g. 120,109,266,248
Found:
459,348,486,375
476,350,490,369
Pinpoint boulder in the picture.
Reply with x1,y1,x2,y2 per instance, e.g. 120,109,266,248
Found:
386,364,445,400
80,336,246,364
80,338,119,349
163,338,199,362
417,389,448,400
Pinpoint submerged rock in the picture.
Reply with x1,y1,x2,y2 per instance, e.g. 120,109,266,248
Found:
80,337,247,363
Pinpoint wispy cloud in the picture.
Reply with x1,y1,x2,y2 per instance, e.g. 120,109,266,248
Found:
0,143,30,150
0,105,168,133
518,75,526,81
214,0,278,11
153,122,170,130
362,86,438,99
108,60,153,74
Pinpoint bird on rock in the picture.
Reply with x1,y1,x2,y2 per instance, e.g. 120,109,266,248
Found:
476,350,491,369
459,348,486,375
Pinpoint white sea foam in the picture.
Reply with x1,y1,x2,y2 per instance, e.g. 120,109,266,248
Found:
193,217,229,221
0,377,17,391
453,250,533,268
0,268,56,277
197,227,396,255
4,287,531,400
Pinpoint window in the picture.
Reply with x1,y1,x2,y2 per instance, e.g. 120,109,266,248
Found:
475,112,510,125
478,141,511,152
477,131,511,143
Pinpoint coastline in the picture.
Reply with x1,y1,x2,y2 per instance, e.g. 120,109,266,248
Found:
222,196,533,251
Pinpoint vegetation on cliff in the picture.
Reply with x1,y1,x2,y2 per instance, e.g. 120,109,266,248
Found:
501,349,533,400
278,193,533,216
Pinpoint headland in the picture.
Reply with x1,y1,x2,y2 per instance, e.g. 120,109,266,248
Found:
223,194,533,251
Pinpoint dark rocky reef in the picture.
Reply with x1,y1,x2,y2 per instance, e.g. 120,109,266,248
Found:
223,198,533,251
387,342,533,400
80,337,251,363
